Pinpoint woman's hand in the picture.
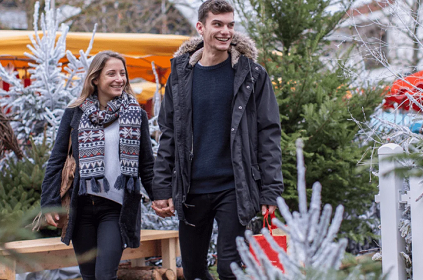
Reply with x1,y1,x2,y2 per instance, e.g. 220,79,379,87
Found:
44,212,60,227
152,199,175,218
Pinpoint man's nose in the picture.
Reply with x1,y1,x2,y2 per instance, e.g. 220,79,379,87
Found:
221,25,229,34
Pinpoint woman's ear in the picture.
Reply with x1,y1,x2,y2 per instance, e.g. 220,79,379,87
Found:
92,79,98,86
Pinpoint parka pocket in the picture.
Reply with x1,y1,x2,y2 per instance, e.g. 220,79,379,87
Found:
251,164,262,190
249,164,262,213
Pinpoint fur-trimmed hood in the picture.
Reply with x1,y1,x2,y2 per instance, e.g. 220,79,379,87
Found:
174,32,258,67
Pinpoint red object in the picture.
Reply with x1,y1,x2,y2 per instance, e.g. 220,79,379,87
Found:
250,210,287,271
144,99,153,118
384,70,423,111
2,81,10,91
24,78,31,87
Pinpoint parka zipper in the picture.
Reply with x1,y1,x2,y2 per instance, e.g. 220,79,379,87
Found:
183,131,194,206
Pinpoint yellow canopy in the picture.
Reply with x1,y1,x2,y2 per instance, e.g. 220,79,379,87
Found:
0,30,189,84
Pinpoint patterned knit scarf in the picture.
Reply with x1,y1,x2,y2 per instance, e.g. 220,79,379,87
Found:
78,92,142,194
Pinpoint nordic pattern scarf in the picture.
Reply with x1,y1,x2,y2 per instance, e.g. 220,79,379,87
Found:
78,92,142,195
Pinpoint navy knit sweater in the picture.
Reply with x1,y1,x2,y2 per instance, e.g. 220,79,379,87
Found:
190,55,235,194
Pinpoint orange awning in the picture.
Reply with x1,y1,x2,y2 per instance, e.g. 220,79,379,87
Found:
0,30,189,84
131,81,164,104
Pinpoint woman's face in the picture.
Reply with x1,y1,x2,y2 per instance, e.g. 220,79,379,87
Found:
94,58,127,102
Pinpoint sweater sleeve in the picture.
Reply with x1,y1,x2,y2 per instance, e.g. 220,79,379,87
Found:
139,109,155,200
40,107,74,209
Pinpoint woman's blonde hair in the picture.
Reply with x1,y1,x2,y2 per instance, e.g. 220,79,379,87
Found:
69,51,135,108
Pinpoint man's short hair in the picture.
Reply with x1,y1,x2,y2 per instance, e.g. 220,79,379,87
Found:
198,0,234,24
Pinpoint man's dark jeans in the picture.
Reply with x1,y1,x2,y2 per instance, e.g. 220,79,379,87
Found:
179,189,246,280
72,195,123,280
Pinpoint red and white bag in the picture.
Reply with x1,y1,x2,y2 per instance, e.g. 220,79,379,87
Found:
249,210,287,271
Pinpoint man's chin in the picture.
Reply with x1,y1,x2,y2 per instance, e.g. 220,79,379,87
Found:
215,46,230,52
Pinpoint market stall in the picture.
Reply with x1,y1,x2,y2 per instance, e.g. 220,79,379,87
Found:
0,30,189,84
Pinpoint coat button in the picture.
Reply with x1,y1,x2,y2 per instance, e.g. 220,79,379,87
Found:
173,170,176,174
231,128,235,131
255,67,259,70
238,106,242,109
247,86,250,89
123,244,127,248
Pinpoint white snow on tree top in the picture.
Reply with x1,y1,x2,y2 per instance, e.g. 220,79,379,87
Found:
231,139,349,279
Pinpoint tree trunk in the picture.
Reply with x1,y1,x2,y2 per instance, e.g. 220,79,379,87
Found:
0,109,23,159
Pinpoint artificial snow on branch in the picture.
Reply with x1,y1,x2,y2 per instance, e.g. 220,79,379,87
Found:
345,2,423,271
0,1,96,145
231,139,349,279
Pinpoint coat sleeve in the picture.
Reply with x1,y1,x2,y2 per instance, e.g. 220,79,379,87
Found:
152,74,175,201
40,107,74,209
255,67,284,206
138,109,155,200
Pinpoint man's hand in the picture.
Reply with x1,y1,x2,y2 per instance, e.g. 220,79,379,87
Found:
152,198,175,218
261,205,277,215
44,212,60,227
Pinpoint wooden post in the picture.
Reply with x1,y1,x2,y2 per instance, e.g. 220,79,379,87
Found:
161,238,177,274
0,260,16,280
376,143,406,280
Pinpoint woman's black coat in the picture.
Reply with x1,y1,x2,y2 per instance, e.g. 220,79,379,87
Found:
40,106,154,248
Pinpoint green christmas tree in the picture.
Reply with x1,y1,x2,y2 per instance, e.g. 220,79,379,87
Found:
0,136,51,230
234,0,384,243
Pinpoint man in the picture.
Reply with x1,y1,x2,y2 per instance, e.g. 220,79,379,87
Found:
152,0,283,279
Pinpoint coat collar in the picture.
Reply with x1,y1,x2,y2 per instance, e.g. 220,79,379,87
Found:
173,32,258,68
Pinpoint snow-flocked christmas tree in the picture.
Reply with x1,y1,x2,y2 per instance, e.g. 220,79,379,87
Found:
0,1,96,145
232,139,348,279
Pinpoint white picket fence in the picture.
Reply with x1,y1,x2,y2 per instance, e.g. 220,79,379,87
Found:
375,143,423,280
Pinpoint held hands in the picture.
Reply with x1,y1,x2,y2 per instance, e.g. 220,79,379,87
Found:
44,212,60,227
261,205,277,215
152,200,274,217
152,198,175,218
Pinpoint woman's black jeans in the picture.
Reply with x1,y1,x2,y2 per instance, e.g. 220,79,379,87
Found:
72,195,124,280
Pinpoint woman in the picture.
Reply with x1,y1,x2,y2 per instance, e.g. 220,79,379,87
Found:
40,51,154,280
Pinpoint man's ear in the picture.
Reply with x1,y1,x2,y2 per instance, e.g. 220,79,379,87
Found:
196,21,204,36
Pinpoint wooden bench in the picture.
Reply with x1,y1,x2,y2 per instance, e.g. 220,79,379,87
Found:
0,230,179,280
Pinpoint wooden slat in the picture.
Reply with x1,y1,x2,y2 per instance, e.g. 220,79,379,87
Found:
140,230,179,241
12,241,160,273
0,230,178,255
0,230,180,278
15,249,77,273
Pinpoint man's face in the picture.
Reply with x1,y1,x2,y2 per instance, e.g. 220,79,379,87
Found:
196,12,235,53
